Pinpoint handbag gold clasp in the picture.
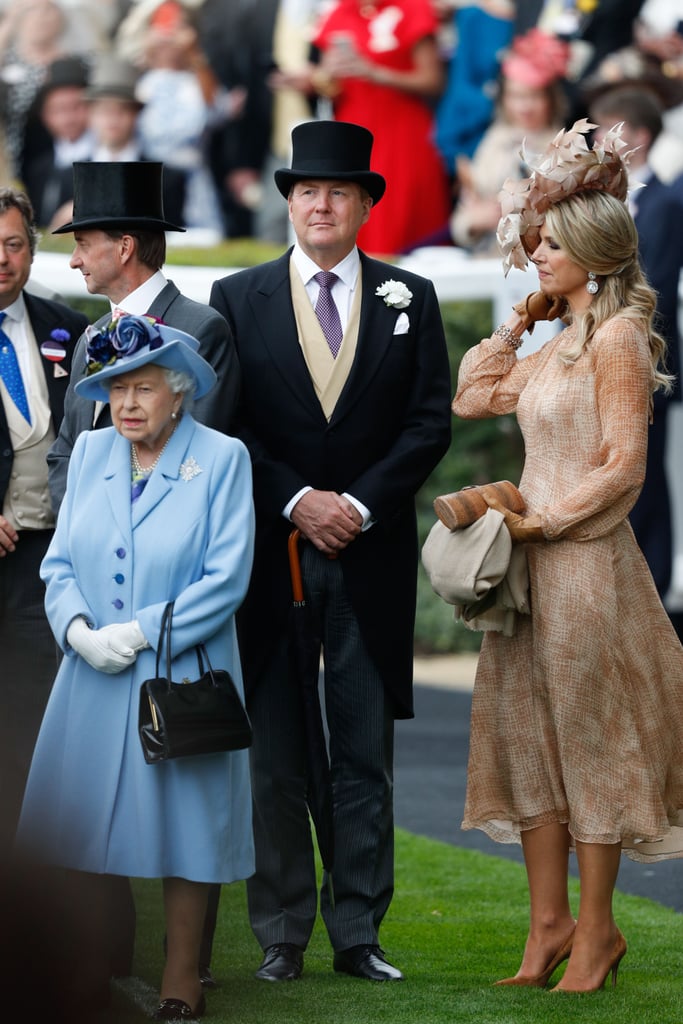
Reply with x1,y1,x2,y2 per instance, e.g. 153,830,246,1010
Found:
148,696,159,732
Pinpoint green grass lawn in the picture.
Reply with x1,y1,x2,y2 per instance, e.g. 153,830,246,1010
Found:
98,828,683,1024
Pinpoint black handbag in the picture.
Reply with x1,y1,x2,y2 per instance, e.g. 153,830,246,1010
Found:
138,601,252,764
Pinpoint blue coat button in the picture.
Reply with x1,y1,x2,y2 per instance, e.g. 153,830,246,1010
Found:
112,598,124,610
116,548,126,559
113,573,125,584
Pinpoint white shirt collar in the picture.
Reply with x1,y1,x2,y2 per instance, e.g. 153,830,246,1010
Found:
1,292,30,381
0,291,27,326
292,243,360,289
110,270,167,317
54,131,95,167
93,141,142,163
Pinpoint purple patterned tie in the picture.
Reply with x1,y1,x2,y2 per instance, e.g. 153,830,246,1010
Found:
314,271,343,358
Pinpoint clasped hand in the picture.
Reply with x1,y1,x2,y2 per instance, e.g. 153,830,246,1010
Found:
67,616,149,674
0,514,18,556
291,490,362,557
484,498,544,544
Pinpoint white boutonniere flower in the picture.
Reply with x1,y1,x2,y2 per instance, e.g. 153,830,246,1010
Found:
375,279,413,309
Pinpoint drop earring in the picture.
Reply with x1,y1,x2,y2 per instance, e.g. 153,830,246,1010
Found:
586,272,599,295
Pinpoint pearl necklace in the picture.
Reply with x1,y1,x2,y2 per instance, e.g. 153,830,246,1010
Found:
131,423,177,477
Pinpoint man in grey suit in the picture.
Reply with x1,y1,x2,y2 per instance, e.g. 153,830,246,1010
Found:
46,160,237,994
47,160,239,511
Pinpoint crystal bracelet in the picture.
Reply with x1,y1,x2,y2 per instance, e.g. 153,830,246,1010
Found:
493,324,523,350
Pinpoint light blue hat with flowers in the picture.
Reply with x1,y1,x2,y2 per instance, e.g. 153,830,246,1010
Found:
74,315,217,401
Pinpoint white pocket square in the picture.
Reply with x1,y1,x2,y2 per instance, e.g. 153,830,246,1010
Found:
393,312,410,335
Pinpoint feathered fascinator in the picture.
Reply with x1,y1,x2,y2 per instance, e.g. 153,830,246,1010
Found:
497,119,632,275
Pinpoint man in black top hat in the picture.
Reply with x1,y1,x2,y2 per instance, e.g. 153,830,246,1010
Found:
48,160,239,513
20,56,93,229
45,159,239,994
83,55,187,229
210,120,451,982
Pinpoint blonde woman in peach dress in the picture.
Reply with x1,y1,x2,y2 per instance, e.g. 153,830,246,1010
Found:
453,121,683,994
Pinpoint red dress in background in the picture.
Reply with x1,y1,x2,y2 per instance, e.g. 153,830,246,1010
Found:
314,0,451,255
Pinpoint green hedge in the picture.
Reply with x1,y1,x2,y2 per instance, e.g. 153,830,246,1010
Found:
415,301,524,653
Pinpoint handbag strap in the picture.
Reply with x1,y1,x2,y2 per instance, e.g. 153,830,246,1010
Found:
155,600,223,690
195,642,225,688
155,600,175,684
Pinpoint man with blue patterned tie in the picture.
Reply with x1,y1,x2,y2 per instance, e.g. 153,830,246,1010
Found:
0,187,88,852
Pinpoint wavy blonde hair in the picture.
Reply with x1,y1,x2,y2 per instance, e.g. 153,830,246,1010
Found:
544,190,671,399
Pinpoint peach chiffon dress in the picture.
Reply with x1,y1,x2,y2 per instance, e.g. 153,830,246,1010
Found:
454,317,683,861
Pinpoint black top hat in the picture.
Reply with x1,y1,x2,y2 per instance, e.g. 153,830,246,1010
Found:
274,120,386,204
36,56,89,105
52,162,185,233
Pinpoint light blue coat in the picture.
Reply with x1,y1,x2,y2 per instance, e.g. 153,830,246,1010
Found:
17,413,255,884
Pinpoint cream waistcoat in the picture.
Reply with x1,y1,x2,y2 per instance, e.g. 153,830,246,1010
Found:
289,260,362,421
1,331,56,530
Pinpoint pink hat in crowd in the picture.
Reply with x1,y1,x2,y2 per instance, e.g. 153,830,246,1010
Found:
502,29,571,89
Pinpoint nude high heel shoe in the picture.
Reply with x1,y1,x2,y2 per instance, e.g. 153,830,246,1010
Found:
550,929,627,993
495,927,575,988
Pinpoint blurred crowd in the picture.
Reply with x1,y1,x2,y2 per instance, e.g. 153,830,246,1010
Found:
0,0,682,250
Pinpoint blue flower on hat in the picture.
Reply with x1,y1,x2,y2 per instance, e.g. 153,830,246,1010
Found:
112,315,163,357
84,315,162,374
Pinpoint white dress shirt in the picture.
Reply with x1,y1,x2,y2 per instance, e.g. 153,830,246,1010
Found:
284,245,373,529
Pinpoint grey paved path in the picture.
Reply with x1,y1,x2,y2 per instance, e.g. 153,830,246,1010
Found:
395,656,681,914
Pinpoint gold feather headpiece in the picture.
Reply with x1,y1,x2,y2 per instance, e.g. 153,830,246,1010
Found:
497,119,633,275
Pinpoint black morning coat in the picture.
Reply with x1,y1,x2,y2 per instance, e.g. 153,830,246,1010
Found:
210,249,452,719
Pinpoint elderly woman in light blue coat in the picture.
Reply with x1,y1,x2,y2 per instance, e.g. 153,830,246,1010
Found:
17,316,254,1021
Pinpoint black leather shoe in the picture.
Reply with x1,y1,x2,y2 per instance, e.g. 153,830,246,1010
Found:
151,994,206,1020
254,943,304,981
333,945,404,981
199,965,217,989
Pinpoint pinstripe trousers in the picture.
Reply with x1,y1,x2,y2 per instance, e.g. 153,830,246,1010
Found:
246,543,396,952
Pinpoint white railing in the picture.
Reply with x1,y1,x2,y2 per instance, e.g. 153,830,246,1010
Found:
31,247,550,327
30,247,683,605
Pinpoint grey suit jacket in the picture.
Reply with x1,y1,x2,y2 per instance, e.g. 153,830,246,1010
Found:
47,280,239,512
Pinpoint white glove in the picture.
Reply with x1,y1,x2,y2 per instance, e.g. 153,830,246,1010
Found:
97,620,149,656
66,616,138,674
